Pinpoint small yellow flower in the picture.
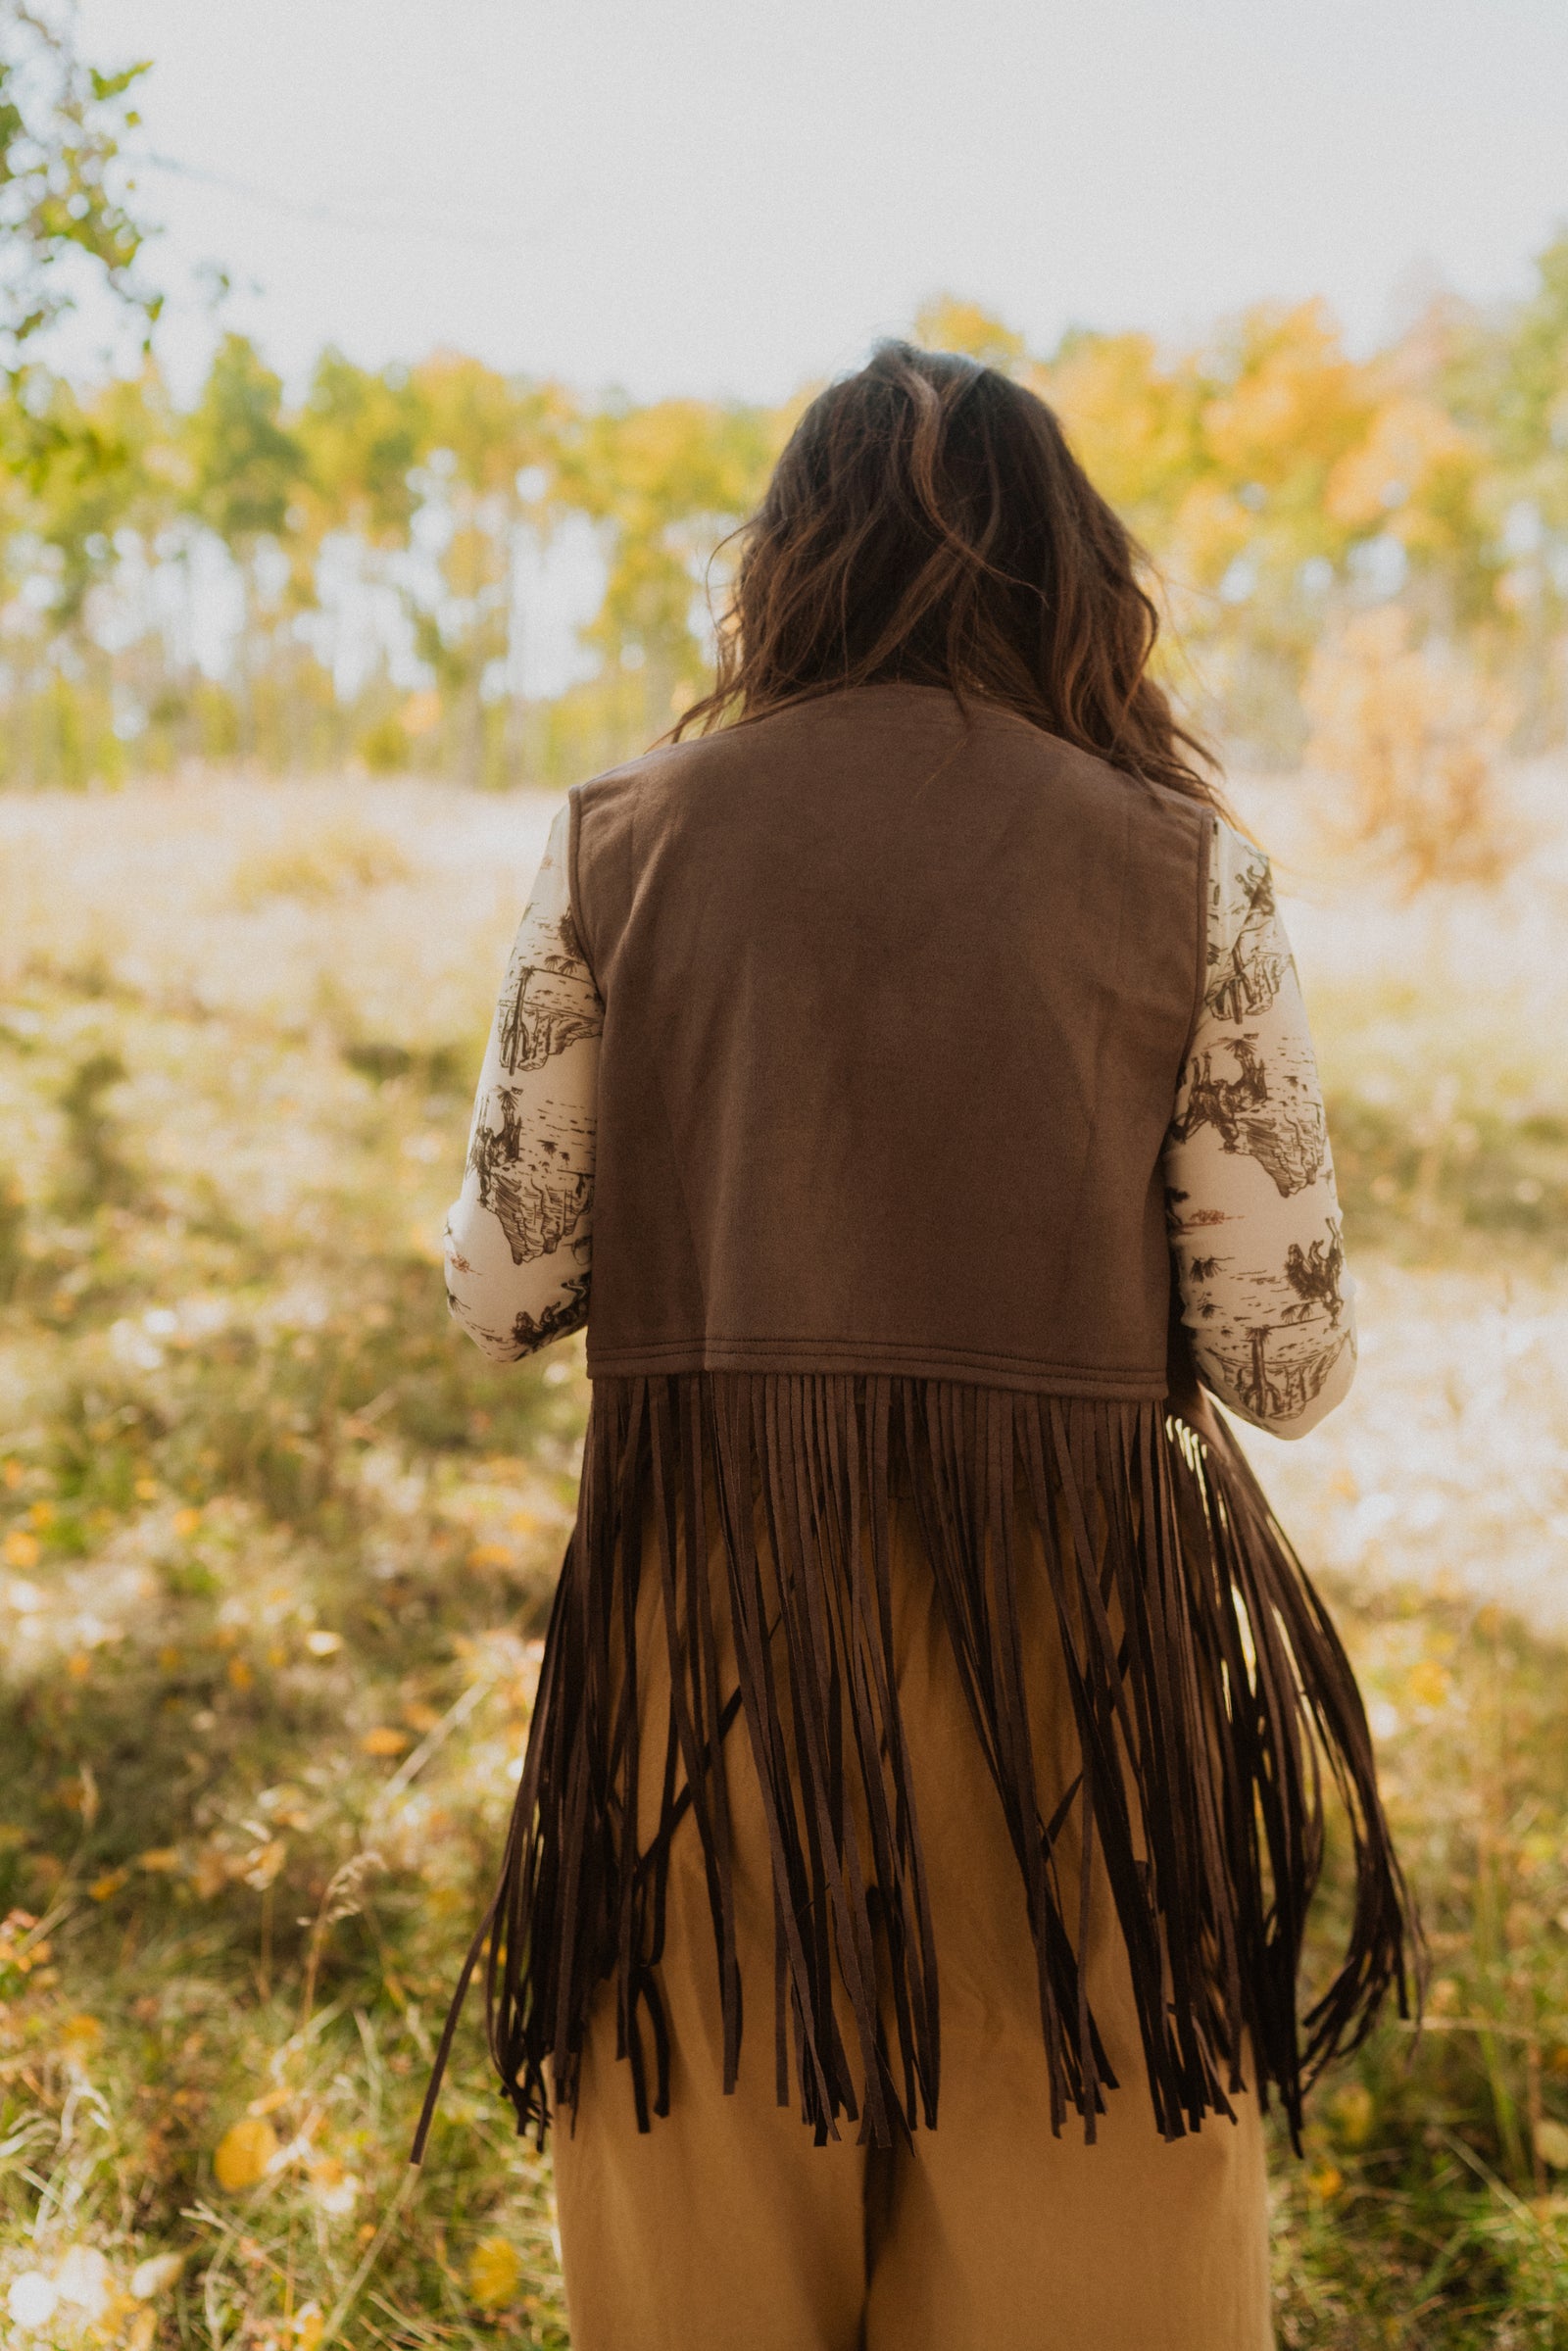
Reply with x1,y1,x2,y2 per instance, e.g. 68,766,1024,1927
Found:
226,1655,255,1691
361,1726,409,1757
3,1529,40,1569
467,2234,524,2309
133,1478,160,1502
89,1869,129,1901
172,1506,202,1539
1308,2164,1344,2200
466,1542,513,1569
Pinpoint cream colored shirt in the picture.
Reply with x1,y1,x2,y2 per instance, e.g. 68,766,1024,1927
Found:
446,808,1355,1439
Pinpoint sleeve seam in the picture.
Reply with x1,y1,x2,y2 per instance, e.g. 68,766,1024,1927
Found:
1178,806,1215,1070
566,785,603,997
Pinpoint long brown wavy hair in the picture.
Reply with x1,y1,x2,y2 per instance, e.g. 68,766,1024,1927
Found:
673,339,1221,807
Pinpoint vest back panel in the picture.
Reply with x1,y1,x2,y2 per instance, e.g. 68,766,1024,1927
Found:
569,682,1211,1396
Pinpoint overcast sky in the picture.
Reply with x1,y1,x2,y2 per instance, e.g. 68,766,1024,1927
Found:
74,0,1568,402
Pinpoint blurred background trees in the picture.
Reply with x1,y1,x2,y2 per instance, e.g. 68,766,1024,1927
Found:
0,6,1563,832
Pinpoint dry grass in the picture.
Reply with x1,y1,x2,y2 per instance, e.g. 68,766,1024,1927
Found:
0,759,1565,2347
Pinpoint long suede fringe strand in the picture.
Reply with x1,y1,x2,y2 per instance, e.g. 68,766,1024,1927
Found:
412,1372,1415,2166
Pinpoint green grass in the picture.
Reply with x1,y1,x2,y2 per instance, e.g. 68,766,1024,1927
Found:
3,777,1568,2346
1271,1582,1568,2347
0,949,580,2347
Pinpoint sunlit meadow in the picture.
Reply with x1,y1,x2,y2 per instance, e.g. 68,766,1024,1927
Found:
1,752,1567,2349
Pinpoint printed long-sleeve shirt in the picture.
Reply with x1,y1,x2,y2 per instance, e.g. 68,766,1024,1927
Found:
445,806,1356,1438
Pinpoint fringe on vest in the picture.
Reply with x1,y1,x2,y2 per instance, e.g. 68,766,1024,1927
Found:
412,1371,1415,2165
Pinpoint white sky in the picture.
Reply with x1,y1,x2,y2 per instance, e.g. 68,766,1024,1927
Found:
72,0,1568,403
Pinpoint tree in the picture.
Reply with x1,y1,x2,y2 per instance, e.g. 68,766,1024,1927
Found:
560,395,775,723
913,296,1025,371
298,347,424,549
401,353,571,783
0,0,157,362
183,333,308,756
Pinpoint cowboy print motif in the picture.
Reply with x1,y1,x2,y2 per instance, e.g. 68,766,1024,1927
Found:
1203,838,1289,1022
1168,1030,1328,1199
1164,820,1356,1433
445,806,601,1358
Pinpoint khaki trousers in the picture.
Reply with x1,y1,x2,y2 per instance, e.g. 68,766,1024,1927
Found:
552,1499,1274,2351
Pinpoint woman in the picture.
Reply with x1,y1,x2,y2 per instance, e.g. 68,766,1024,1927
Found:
426,343,1413,2350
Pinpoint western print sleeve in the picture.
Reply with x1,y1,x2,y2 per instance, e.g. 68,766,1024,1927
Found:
1162,816,1356,1439
444,804,602,1360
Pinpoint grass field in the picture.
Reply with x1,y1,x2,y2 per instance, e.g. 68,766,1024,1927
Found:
1,763,1567,2348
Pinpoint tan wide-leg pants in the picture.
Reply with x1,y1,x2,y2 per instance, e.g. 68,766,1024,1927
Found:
552,1496,1274,2351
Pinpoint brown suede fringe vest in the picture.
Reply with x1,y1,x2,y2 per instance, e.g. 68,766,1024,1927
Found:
416,684,1413,2168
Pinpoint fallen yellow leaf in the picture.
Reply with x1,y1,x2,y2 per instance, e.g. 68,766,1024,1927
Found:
213,2115,279,2191
360,1726,408,1757
89,1869,128,1901
467,2234,523,2309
